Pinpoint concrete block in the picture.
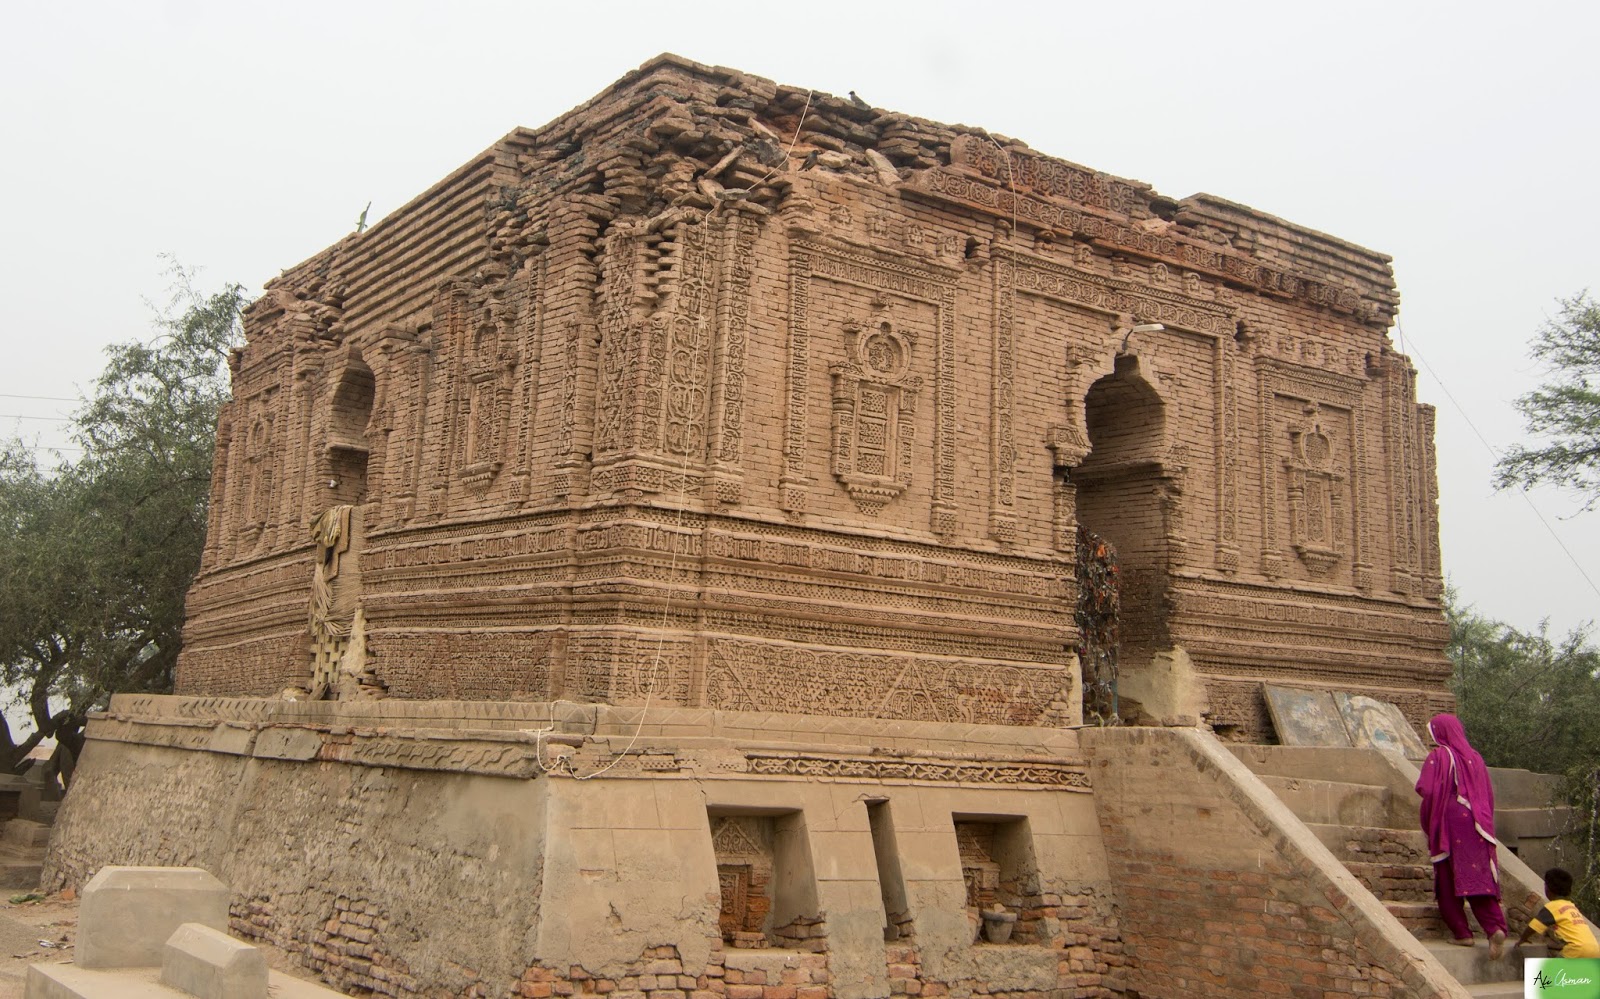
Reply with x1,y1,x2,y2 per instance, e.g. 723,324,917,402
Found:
78,867,229,969
27,963,351,999
25,964,174,998
160,922,268,999
4,819,52,849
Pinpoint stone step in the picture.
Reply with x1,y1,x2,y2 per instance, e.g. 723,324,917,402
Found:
1259,774,1396,827
1499,804,1575,841
1490,766,1564,809
3,818,51,849
1423,938,1543,986
1230,745,1412,789
0,842,45,890
1345,860,1433,902
1306,822,1428,864
22,798,59,826
1466,983,1524,999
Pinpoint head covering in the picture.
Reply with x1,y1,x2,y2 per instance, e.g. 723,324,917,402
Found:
1416,713,1498,861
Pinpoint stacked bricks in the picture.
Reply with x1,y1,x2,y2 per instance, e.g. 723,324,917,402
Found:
231,893,422,997
514,946,829,999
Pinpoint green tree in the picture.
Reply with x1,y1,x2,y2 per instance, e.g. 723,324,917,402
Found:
1447,591,1600,913
1496,293,1600,507
0,268,243,775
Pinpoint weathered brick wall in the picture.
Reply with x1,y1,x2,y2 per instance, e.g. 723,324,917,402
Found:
50,696,1134,999
1084,726,1463,998
46,738,549,998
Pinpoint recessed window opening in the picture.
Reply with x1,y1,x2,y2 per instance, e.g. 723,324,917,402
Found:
326,357,375,506
866,800,912,941
708,808,822,951
954,815,1040,945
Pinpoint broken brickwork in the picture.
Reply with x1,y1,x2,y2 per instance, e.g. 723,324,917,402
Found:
177,53,1449,737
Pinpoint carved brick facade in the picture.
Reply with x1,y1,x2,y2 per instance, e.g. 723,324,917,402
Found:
176,54,1448,735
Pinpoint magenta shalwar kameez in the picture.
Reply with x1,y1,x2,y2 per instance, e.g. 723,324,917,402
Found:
1415,714,1507,942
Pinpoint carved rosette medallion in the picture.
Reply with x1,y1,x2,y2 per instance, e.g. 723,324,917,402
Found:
830,321,922,514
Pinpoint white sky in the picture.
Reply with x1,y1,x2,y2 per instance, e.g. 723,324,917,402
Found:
3,1,1597,640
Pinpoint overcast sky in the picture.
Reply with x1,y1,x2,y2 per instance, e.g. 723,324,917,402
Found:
3,1,1597,639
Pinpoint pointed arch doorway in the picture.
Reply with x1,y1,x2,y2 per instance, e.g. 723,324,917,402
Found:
1070,353,1177,720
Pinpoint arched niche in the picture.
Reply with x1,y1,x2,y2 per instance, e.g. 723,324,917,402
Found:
325,352,375,507
1072,353,1174,671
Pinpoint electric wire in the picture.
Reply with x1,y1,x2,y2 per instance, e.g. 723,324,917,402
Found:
1399,321,1600,602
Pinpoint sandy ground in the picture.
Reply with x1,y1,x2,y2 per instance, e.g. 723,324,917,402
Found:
0,893,77,999
0,891,342,998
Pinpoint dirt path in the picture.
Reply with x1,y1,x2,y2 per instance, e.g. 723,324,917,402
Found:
0,890,342,997
0,893,77,999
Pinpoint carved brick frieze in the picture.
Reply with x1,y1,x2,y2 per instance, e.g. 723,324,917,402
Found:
990,254,1018,542
909,157,1379,322
1254,357,1371,587
1175,583,1448,641
708,206,762,504
743,751,1092,790
322,731,541,778
1214,382,1242,574
1003,249,1234,338
1374,352,1430,596
706,639,1070,725
371,526,570,571
785,240,959,534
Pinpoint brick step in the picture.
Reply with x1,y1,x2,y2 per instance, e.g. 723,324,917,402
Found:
1344,860,1433,903
1258,774,1396,827
1305,823,1428,864
1386,900,1451,940
1423,938,1542,986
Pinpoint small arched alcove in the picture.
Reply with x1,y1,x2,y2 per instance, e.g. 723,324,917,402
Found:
325,354,375,507
1073,354,1172,676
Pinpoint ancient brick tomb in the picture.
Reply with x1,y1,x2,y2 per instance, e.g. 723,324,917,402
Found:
47,52,1468,999
177,53,1450,736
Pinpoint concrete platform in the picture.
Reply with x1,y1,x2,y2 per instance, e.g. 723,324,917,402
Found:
27,964,345,999
1422,938,1543,985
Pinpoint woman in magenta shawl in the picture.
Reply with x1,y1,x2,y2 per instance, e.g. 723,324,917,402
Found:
1417,713,1507,956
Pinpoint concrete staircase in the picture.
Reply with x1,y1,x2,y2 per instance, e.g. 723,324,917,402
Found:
1232,746,1534,998
0,818,51,889
0,769,61,891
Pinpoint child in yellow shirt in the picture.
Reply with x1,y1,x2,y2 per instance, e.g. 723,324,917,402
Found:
1517,868,1600,959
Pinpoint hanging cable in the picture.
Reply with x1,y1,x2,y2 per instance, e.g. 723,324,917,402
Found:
1400,321,1600,602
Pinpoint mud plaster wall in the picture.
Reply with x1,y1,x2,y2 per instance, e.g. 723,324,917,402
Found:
48,697,1130,999
1083,726,1459,998
177,53,1449,737
45,740,547,997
